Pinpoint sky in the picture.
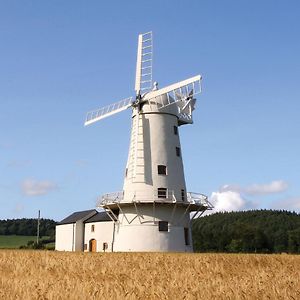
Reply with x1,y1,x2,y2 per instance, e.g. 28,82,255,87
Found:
0,0,299,221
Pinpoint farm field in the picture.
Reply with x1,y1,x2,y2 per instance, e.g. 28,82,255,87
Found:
0,235,50,249
0,251,299,299
0,235,38,249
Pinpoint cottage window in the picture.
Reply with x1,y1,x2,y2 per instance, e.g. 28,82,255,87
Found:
91,224,95,232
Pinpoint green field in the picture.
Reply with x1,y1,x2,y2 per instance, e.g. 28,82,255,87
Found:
0,235,47,249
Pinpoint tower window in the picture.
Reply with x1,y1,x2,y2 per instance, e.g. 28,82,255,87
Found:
176,147,181,157
181,189,185,201
174,126,178,135
157,165,167,175
184,228,190,245
158,188,167,198
125,168,128,177
159,221,169,232
91,225,95,232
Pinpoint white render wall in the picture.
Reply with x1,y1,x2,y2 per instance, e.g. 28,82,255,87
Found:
114,100,193,252
84,221,114,252
114,224,192,252
113,204,193,252
123,105,187,203
55,224,75,251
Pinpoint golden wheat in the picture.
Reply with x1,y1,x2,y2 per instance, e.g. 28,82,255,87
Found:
0,250,299,299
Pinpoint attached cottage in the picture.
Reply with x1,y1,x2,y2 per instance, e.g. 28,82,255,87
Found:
55,209,115,252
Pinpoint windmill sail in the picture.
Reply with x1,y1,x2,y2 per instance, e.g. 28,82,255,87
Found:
135,31,153,95
84,97,133,126
144,75,202,110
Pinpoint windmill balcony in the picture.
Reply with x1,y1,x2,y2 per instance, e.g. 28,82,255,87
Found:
97,190,213,212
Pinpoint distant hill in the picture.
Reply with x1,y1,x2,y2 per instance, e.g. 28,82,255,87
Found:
0,218,55,238
192,210,300,253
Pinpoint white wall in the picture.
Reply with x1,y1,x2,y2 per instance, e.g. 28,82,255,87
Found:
123,107,187,203
113,204,193,252
55,224,75,251
84,221,114,252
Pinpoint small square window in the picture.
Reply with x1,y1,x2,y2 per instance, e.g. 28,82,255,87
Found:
159,221,169,232
91,225,95,232
174,126,178,135
103,242,108,252
158,188,167,198
158,165,167,175
176,147,181,157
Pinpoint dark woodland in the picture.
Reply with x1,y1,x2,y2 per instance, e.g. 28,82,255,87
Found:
192,210,300,253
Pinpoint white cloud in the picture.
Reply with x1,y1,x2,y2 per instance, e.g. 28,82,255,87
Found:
207,180,294,213
210,190,250,212
21,179,58,196
244,180,288,195
219,180,288,196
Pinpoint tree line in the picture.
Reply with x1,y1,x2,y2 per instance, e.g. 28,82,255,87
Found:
192,209,300,253
0,218,55,239
2,210,300,253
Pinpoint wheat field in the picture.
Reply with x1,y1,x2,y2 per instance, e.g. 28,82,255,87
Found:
0,250,299,299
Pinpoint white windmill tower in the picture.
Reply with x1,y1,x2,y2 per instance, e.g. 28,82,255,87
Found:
85,32,212,252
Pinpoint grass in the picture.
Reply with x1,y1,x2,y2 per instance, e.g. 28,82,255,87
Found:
0,235,49,249
0,251,299,299
0,235,37,249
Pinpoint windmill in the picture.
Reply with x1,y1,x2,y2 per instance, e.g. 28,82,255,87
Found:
85,32,213,252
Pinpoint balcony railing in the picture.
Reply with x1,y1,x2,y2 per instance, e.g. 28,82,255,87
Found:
97,190,213,210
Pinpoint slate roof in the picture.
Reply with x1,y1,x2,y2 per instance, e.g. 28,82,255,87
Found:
58,209,97,225
84,211,113,223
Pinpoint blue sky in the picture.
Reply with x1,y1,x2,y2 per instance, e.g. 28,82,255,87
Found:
1,1,299,220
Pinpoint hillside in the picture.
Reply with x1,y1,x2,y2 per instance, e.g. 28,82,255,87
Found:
192,210,300,253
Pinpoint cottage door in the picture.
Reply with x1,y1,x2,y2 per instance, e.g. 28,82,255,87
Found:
89,239,97,252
